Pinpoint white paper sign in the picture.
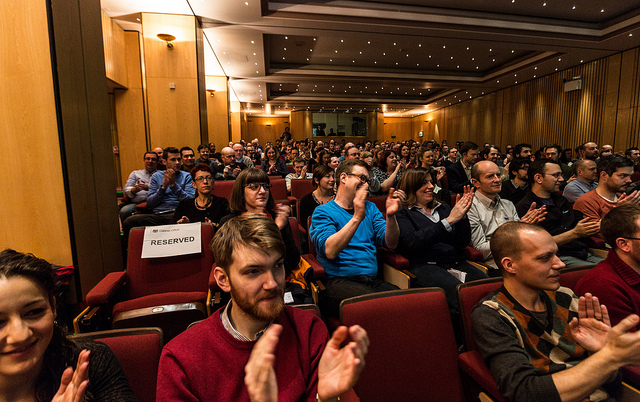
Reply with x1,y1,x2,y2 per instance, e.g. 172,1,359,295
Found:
141,223,201,258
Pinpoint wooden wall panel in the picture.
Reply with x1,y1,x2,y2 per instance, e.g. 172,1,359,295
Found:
115,32,147,188
383,118,412,142
245,116,288,145
206,75,229,147
101,11,127,87
142,14,201,151
0,0,72,265
290,111,312,141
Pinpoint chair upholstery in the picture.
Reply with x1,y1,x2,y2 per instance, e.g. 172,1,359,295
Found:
270,178,290,205
558,265,592,290
340,288,465,402
212,180,235,201
69,327,163,402
366,195,387,214
290,178,315,201
456,277,507,402
82,223,213,333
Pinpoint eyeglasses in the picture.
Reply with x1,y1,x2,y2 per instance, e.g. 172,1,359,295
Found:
246,183,271,191
622,237,640,241
346,173,370,185
544,172,563,179
194,176,213,183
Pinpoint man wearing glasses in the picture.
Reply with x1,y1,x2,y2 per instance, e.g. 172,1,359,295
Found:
516,159,603,267
576,204,640,330
310,159,404,319
173,163,229,226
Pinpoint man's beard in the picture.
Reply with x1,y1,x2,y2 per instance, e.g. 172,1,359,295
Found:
231,286,285,322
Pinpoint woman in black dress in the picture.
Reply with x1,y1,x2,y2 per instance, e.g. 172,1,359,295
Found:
173,163,229,227
299,165,335,230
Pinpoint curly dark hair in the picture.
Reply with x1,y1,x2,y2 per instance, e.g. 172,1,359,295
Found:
0,249,75,401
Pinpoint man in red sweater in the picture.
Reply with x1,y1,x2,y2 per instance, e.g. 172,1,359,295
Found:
157,215,368,401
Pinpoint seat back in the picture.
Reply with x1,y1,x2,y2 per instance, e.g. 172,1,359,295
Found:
126,223,214,299
288,216,302,251
70,327,163,402
367,196,387,215
559,265,592,290
457,277,503,351
212,180,235,201
290,178,315,200
270,179,289,203
307,216,316,256
340,288,464,402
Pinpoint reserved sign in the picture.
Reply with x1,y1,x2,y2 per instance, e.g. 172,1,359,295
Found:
141,223,202,258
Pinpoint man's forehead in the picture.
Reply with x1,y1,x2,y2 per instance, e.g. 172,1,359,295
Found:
351,165,369,175
544,163,561,173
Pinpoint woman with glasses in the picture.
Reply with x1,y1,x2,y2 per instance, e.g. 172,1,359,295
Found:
173,163,229,226
260,144,288,178
395,168,488,331
221,169,300,276
372,150,404,196
299,165,335,231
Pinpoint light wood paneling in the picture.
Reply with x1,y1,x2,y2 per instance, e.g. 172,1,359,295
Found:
115,32,147,188
290,111,313,141
206,76,229,147
230,101,242,143
383,118,413,142
0,0,72,265
101,11,127,87
246,116,288,145
142,14,197,79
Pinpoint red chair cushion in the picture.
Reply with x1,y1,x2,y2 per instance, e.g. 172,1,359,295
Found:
464,246,483,261
623,366,640,388
377,247,410,270
112,291,207,317
458,351,507,402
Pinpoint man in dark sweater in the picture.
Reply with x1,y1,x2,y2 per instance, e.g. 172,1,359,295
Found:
472,222,640,401
157,215,368,401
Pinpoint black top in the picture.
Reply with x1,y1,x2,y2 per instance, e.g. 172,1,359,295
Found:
299,192,320,231
172,196,229,225
213,162,247,180
445,161,471,193
395,202,471,265
499,180,529,204
515,189,588,259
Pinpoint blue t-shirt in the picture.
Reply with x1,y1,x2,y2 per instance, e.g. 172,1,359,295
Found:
310,199,386,277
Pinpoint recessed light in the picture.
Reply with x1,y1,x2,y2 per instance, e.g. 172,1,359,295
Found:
341,39,344,42
443,45,446,49
572,5,576,9
543,2,546,6
251,41,254,44
283,48,286,50
601,9,604,12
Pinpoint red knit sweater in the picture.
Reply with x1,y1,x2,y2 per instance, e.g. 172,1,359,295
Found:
157,306,329,401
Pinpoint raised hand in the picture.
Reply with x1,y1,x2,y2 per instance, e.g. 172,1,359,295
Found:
353,183,369,222
244,325,282,402
385,188,405,217
273,203,291,230
448,185,474,224
520,202,547,224
618,190,640,206
52,350,90,402
573,218,600,238
570,293,611,353
317,326,369,402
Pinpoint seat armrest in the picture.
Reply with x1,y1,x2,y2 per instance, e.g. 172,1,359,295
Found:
464,246,484,261
287,196,297,204
377,247,410,270
86,272,127,305
458,351,507,402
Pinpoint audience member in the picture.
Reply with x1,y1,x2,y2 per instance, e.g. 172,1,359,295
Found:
468,161,545,273
498,157,530,204
574,155,640,222
195,144,217,169
578,141,599,161
544,144,572,181
214,147,247,180
285,156,313,192
280,126,292,142
260,144,288,178
372,150,403,196
575,204,640,330
154,146,166,170
600,144,613,157
329,156,340,170
173,163,229,226
395,168,487,328
299,165,335,231
516,159,603,267
310,159,403,318
514,143,532,160
208,142,221,163
0,249,136,401
180,146,195,173
626,147,640,172
120,151,158,222
443,147,458,167
446,141,479,193
562,159,598,203
123,147,195,232
233,143,254,169
472,222,640,402
157,215,368,401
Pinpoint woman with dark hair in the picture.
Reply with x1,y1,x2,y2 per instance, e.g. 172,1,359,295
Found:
173,163,229,226
395,168,487,327
260,144,288,178
0,249,137,401
299,165,335,230
221,169,300,275
400,144,411,165
372,150,404,195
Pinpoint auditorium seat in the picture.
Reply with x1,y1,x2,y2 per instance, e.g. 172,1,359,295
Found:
75,223,213,340
69,327,163,402
288,178,315,203
212,180,234,202
340,288,465,402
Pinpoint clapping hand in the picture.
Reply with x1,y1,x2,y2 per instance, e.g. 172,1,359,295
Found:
52,350,90,402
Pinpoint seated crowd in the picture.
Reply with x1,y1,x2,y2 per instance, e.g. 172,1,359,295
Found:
8,137,640,400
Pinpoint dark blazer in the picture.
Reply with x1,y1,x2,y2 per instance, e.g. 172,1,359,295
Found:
446,161,471,193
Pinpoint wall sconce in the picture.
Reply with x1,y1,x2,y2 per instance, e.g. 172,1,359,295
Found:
157,33,176,49
206,89,216,97
266,122,272,127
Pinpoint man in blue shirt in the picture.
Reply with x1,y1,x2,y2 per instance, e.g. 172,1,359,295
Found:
123,147,195,236
310,159,403,318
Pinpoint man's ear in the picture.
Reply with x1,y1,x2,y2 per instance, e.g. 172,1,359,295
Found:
501,257,516,275
213,266,231,293
533,173,543,184
471,178,479,189
616,237,632,253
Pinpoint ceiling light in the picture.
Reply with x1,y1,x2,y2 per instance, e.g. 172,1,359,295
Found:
341,39,344,42
601,9,604,12
443,45,446,49
543,2,546,6
572,5,576,9
251,41,254,44
285,36,288,39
